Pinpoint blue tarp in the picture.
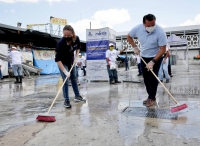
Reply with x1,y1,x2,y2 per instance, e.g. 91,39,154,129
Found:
32,50,60,75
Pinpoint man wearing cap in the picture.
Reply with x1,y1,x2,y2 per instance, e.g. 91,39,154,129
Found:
77,53,86,76
106,43,127,84
8,47,24,84
127,14,167,107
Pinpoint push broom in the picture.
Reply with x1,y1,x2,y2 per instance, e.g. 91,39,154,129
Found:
36,62,76,122
140,57,188,113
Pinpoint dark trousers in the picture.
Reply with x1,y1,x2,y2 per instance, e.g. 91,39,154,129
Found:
0,69,3,79
107,66,118,83
168,57,172,76
141,57,162,100
137,63,142,74
82,66,86,76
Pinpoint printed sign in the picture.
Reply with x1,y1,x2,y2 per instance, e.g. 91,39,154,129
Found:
50,17,67,25
34,50,56,60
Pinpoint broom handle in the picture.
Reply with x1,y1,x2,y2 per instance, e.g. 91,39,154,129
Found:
47,62,76,114
140,57,178,104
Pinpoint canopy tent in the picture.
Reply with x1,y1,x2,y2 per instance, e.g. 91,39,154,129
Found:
167,34,188,47
167,34,189,71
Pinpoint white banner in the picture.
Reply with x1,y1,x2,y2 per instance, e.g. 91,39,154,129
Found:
87,60,108,81
33,50,56,60
0,44,8,76
86,27,109,41
21,52,33,66
86,27,116,81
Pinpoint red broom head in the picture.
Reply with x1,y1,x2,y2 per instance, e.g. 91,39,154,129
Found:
36,115,56,122
170,104,188,113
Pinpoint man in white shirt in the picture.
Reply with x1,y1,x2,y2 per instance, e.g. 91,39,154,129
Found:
8,47,24,84
106,43,127,84
78,53,86,76
0,60,3,80
136,55,142,76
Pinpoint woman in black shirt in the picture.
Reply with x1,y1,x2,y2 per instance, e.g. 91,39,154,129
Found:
55,25,86,108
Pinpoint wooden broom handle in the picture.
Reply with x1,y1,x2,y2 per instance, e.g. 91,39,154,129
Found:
47,62,76,114
140,57,178,104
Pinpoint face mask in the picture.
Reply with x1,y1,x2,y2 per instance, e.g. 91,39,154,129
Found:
146,26,155,33
65,36,72,42
109,46,114,51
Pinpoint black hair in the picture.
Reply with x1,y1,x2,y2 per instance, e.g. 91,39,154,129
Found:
143,14,156,23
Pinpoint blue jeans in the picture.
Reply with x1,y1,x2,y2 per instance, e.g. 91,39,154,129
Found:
125,63,129,70
159,58,170,80
12,64,22,76
0,69,3,79
59,65,80,101
107,65,118,83
76,66,79,77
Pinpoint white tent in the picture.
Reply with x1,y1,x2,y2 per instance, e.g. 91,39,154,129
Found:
167,34,189,71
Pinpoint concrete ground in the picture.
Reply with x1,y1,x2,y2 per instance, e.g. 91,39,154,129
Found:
0,65,200,146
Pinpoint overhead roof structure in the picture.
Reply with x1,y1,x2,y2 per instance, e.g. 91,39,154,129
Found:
0,23,86,51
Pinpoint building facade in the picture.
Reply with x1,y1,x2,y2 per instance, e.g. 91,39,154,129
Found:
116,25,200,61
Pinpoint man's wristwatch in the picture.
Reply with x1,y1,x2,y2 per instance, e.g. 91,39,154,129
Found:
151,59,156,63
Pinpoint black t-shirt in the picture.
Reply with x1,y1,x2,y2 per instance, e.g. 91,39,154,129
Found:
55,36,80,68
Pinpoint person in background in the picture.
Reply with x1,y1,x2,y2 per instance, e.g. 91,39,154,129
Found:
167,44,173,77
78,53,86,76
127,14,167,107
8,47,24,84
106,43,127,84
158,45,170,83
0,60,3,80
136,55,142,76
124,55,129,71
55,25,86,108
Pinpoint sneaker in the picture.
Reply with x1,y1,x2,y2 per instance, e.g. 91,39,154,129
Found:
170,75,173,77
166,79,169,83
64,100,71,108
115,81,121,83
74,96,86,102
137,74,142,76
110,81,115,84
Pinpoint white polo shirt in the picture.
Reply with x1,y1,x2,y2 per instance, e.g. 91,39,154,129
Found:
78,56,86,66
129,24,167,58
106,49,120,65
8,50,24,65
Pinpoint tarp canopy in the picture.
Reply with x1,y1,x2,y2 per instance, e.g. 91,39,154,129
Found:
167,34,187,47
0,23,86,51
32,47,60,75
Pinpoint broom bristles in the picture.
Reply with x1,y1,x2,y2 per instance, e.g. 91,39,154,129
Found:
170,104,188,113
36,115,56,122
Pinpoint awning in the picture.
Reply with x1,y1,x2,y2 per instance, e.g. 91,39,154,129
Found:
167,34,187,47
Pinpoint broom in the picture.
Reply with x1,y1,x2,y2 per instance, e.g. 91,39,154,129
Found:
36,62,76,122
140,57,188,113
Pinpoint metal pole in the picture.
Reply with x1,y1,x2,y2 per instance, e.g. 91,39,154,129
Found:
199,29,200,54
176,47,177,66
90,22,91,29
187,46,189,71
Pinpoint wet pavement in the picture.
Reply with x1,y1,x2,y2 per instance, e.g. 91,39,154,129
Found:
0,65,200,146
